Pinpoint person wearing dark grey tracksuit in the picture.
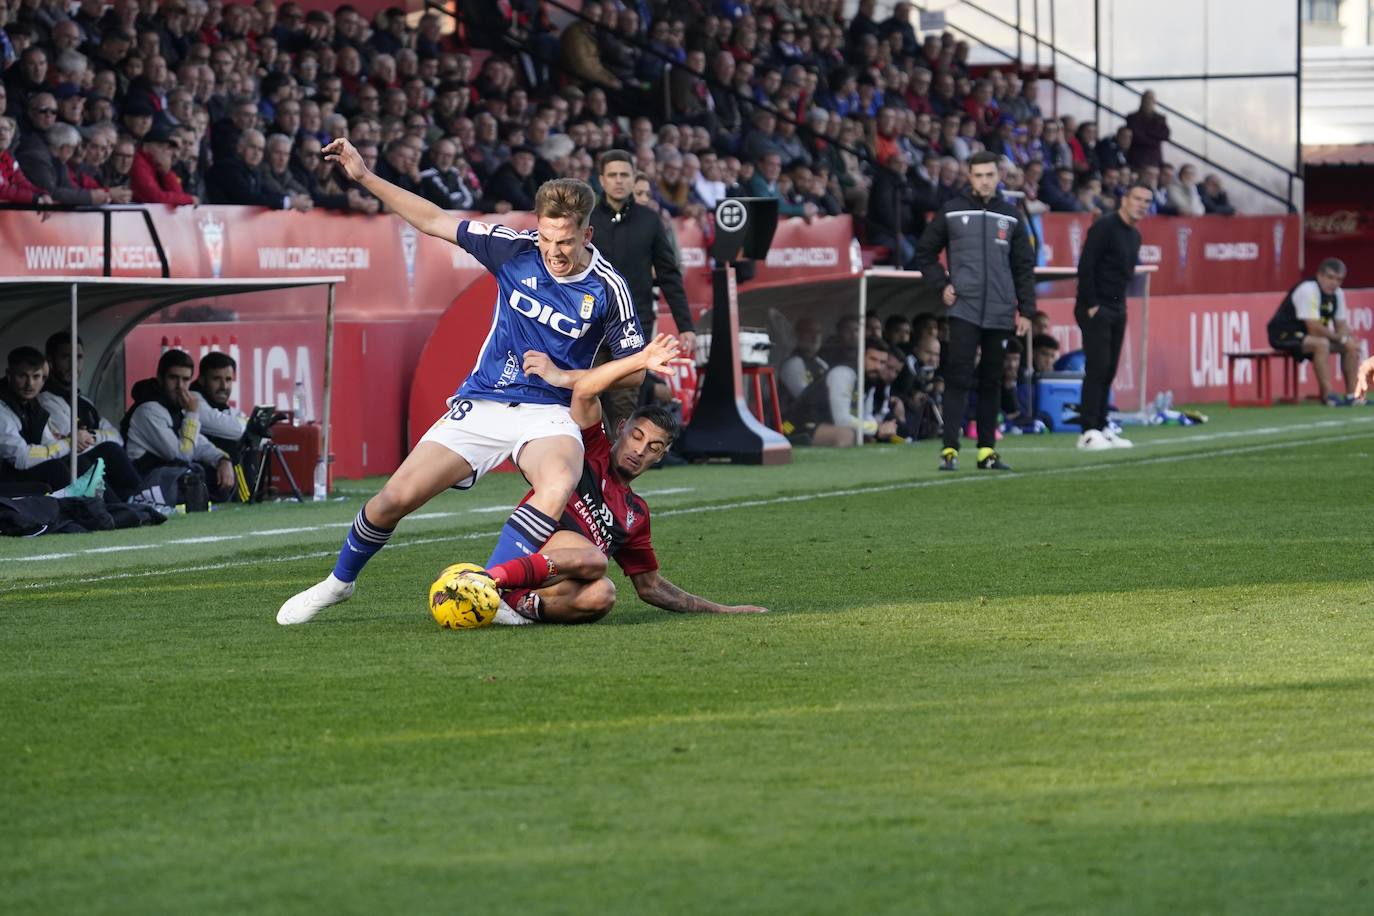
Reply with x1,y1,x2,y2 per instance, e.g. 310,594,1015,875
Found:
915,151,1036,471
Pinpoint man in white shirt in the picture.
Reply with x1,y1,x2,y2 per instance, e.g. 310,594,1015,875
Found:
1266,258,1362,405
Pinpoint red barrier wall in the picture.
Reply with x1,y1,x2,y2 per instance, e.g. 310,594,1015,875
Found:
1034,289,1374,407
1038,214,1300,296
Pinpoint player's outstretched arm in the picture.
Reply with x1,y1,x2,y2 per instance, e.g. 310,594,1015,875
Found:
629,569,769,614
323,138,458,241
525,334,679,427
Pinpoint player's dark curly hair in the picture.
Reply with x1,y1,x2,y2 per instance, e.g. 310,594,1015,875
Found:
630,404,679,444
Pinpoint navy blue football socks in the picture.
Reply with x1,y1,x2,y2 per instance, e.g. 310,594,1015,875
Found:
486,503,556,567
332,507,394,583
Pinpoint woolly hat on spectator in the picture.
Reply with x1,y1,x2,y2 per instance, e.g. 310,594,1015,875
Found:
510,144,538,158
55,84,84,101
142,125,177,145
123,95,157,117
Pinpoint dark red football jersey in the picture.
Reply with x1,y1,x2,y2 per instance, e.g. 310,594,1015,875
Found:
522,423,658,575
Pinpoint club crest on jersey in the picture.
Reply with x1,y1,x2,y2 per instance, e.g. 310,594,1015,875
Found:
625,508,636,529
508,289,591,339
580,294,595,319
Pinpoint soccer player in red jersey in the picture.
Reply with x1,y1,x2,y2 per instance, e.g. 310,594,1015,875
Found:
449,334,769,624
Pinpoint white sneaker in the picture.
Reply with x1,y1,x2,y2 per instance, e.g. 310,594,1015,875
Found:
1077,429,1112,450
276,574,355,625
1101,428,1134,448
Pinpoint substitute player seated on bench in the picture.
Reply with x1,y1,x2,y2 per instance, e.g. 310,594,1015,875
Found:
123,349,236,501
1266,258,1363,405
190,351,249,461
0,345,141,500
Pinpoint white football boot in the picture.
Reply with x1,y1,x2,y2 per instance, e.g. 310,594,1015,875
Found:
1101,428,1134,448
1076,429,1113,451
276,574,355,625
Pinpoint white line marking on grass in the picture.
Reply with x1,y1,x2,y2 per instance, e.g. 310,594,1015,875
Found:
1009,416,1370,453
4,429,1369,595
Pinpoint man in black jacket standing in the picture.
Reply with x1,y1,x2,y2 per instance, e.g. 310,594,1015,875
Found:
1074,182,1150,450
588,150,695,432
916,150,1036,471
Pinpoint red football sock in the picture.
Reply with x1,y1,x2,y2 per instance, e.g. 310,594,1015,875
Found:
487,553,555,590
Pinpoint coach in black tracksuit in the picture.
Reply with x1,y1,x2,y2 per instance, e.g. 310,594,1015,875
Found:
915,151,1036,471
589,150,695,432
1074,184,1151,443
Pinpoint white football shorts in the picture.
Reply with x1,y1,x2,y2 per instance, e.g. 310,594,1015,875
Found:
418,398,583,489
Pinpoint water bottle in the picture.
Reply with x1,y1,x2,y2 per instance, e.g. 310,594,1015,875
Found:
312,456,327,501
292,378,305,426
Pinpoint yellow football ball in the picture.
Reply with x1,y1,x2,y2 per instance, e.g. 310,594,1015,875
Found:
428,563,498,629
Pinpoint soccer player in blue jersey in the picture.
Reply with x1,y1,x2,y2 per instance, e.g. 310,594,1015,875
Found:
277,138,646,625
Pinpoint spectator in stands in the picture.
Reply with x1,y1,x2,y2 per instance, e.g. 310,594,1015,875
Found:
1200,173,1236,215
209,128,301,209
1040,165,1080,212
19,122,111,205
560,1,621,90
261,132,312,209
690,150,728,210
190,351,249,463
1266,258,1362,405
1072,121,1097,172
0,115,51,204
1125,90,1170,169
1096,125,1131,173
479,143,538,213
747,152,815,218
212,94,260,164
123,348,234,499
1,345,140,499
171,124,205,201
869,148,931,269
131,125,196,205
103,135,135,190
418,137,477,210
55,83,85,129
1165,163,1205,216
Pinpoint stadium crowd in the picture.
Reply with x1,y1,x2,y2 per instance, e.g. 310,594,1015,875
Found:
0,0,1240,250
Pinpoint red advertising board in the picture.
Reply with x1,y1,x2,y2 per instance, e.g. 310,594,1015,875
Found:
1034,289,1374,407
1038,214,1300,297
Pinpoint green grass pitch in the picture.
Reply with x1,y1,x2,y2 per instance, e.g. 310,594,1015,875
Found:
3,407,1372,914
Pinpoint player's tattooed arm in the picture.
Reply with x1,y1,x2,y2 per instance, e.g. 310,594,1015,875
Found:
630,570,768,614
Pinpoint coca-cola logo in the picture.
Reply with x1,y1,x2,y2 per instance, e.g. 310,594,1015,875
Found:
1305,210,1362,237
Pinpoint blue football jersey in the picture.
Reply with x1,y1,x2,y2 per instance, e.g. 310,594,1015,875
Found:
451,219,645,406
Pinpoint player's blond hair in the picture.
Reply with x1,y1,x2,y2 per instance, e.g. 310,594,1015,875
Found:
533,178,595,228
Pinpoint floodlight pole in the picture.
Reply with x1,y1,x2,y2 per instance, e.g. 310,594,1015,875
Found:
69,282,79,482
